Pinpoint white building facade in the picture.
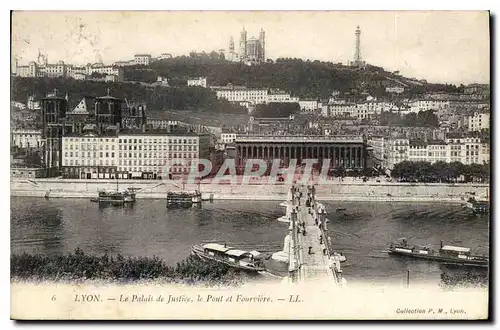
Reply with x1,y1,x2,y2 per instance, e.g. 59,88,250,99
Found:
11,129,42,149
61,132,211,179
468,112,490,132
408,100,450,113
220,133,237,144
298,100,319,113
266,91,299,103
213,85,269,104
187,77,207,88
117,133,210,179
134,54,152,66
61,132,118,179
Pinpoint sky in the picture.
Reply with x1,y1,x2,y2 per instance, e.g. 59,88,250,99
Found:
11,11,490,85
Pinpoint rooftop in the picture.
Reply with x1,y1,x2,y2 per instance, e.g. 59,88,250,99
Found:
441,245,471,253
225,249,249,257
202,243,231,253
235,135,364,144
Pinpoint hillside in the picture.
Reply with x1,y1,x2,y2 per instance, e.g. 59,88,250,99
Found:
11,57,461,122
142,57,460,100
11,77,247,115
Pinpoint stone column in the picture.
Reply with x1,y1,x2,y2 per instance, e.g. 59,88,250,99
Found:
361,147,365,169
341,147,345,167
351,147,354,169
357,147,361,168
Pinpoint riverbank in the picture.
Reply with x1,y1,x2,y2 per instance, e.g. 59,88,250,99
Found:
11,249,244,287
10,178,489,203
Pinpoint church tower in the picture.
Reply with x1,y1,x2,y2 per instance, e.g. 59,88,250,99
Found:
259,28,266,62
239,28,247,61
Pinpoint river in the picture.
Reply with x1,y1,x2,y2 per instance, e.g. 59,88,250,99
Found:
10,197,489,286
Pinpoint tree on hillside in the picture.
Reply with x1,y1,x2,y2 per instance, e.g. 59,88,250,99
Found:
11,77,247,115
252,102,300,118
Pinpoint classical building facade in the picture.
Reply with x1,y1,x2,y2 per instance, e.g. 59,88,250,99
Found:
234,135,372,170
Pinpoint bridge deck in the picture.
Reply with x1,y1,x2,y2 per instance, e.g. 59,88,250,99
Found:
292,185,339,283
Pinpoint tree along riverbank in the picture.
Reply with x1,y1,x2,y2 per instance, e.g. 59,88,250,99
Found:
11,249,248,286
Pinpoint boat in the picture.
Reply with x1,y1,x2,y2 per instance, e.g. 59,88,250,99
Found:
336,207,346,212
166,190,202,208
94,189,136,206
388,238,488,268
464,197,489,214
191,243,266,272
92,179,136,206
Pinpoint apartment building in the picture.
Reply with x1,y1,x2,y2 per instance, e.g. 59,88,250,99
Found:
212,84,268,104
329,103,357,118
116,132,210,179
298,100,320,113
380,134,490,171
367,136,385,166
468,112,490,132
11,129,42,149
61,131,211,179
408,140,449,163
220,133,237,144
134,54,152,66
61,132,118,179
267,90,299,103
445,136,489,165
386,86,405,93
384,137,409,170
408,99,450,113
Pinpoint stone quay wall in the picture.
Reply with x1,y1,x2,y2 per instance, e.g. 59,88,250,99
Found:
10,178,489,203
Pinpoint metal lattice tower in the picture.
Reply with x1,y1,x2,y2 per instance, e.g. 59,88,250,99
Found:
354,26,361,64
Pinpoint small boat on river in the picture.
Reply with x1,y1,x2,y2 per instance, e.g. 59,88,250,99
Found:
191,243,266,272
464,197,489,214
388,238,488,268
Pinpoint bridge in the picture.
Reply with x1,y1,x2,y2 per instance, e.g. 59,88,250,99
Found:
279,184,346,285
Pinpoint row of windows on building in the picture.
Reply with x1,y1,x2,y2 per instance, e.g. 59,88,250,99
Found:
447,138,482,143
119,145,197,151
118,138,198,144
117,167,189,173
63,166,189,174
64,151,197,159
64,137,198,144
408,151,447,157
64,157,196,167
64,144,198,152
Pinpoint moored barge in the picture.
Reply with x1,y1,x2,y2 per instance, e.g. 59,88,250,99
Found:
166,190,202,208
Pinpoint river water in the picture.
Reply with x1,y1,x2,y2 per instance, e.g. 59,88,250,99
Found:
11,197,489,286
